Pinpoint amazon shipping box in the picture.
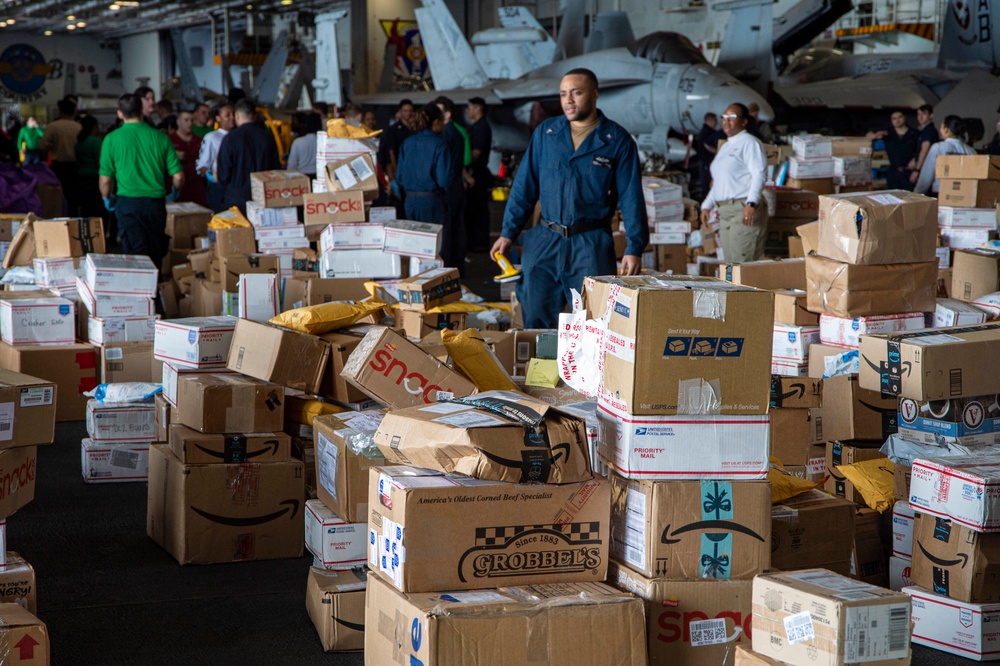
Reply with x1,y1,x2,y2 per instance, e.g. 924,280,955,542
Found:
825,442,888,504
910,512,1000,603
313,412,386,524
168,424,290,464
174,374,284,434
146,444,304,564
305,566,367,652
809,374,897,443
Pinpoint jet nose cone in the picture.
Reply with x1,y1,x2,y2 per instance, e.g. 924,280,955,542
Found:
753,97,776,122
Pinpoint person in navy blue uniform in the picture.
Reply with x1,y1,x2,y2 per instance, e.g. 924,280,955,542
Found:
435,96,468,271
492,68,648,329
395,103,454,230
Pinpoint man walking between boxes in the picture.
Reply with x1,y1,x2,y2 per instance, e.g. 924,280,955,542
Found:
216,99,280,214
492,68,647,329
99,93,184,268
700,103,769,262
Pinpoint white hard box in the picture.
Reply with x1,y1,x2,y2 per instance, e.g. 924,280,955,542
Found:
85,399,156,442
84,254,158,296
303,499,367,570
0,298,76,345
152,316,237,369
81,438,150,483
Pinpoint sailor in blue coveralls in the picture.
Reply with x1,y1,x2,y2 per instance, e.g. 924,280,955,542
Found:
395,103,455,228
492,68,648,329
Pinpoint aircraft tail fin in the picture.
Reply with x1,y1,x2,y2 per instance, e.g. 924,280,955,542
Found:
586,12,636,52
715,0,776,95
497,6,546,31
555,0,586,60
938,0,1000,69
416,0,489,90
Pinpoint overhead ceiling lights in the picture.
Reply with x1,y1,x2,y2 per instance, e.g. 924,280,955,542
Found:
280,0,292,4
109,3,120,9
6,18,13,24
77,21,86,27
0,21,7,27
66,14,75,19
44,29,53,35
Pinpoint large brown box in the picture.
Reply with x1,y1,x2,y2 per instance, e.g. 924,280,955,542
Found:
774,289,818,326
810,374,897,443
368,466,609,593
935,154,1000,180
805,254,937,317
398,310,467,340
313,413,385,523
396,268,462,311
610,474,770,579
785,176,835,195
0,604,48,666
911,512,1000,602
316,332,368,404
763,187,819,219
858,322,1000,400
0,369,56,448
771,489,856,573
769,375,823,409
219,254,279,293
373,390,591,484
0,446,36,520
166,202,212,249
769,408,814,466
33,217,106,257
0,552,37,614
952,248,1000,302
720,258,806,290
937,178,1000,208
226,319,330,394
0,342,97,421
211,226,256,257
583,275,773,416
174,374,284,434
340,326,476,409
852,507,889,587
305,567,366,652
365,574,645,666
101,341,159,384
611,563,753,666
825,441,888,504
168,424,291,464
146,445,304,564
281,278,369,310
249,170,311,207
817,190,937,265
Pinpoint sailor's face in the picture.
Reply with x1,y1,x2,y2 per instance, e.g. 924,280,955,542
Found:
560,74,598,122
721,106,748,137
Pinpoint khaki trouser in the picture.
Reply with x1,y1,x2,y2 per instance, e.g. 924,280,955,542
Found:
717,198,769,262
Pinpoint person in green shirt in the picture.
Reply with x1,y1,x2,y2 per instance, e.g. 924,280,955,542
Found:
76,116,105,222
191,102,213,139
99,93,184,268
17,117,43,165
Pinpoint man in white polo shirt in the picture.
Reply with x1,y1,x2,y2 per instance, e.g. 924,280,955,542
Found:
700,102,769,262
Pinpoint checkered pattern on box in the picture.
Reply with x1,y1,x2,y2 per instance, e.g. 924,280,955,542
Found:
475,522,601,546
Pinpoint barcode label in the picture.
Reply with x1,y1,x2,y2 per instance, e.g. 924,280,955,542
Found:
109,448,140,470
435,412,504,428
19,387,53,407
614,488,647,571
836,591,877,601
690,618,728,647
889,605,909,653
516,341,531,361
0,402,12,442
950,368,963,396
108,362,124,372
784,611,814,645
235,347,245,370
845,603,910,662
105,347,124,360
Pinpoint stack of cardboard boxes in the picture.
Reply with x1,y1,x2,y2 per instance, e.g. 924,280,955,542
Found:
642,177,691,274
936,155,1000,253
787,135,835,194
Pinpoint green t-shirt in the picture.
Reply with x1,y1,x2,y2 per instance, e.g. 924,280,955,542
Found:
76,134,102,176
192,125,212,139
17,126,43,151
454,122,472,167
99,121,182,198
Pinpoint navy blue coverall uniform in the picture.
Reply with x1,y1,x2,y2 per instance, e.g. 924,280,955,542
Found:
396,129,454,228
501,111,648,329
216,122,280,214
439,122,467,270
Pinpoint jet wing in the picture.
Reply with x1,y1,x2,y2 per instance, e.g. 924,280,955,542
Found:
491,76,647,102
354,77,647,107
775,69,965,109
353,88,504,107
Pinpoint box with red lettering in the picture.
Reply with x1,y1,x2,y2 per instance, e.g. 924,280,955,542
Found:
250,171,312,208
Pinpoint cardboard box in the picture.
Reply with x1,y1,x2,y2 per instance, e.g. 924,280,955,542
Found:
33,217,105,257
87,315,157,347
909,454,1000,531
611,564,753,666
0,343,96,421
817,190,937,265
318,249,402,279
805,255,937,317
398,310,466,340
373,390,591,484
382,220,442,260
583,275,773,416
76,278,154,319
0,604,48,665
101,341,156,384
763,188,819,219
721,258,806,291
304,498,367,569
236,273,279,322
146,445,304,564
785,176,835,195
769,375,823,409
210,226,256,258
752,570,911,666
825,441,888,503
597,401,770,480
910,512,1000,602
655,243,687,274
303,191,366,228
315,333,368,404
859,322,1000,400
305,567,366,652
396,268,461,311
906,585,1000,660
935,154,1000,180
313,413,385,524
937,178,1000,208
153,316,236,369
318,222,385,252
772,359,809,376
734,646,785,665
953,248,1000,302
324,153,378,200
892,500,915,558
934,297,989,327
792,134,833,159
771,489,856,572
773,289,819,326
895,463,912,502
898,394,1000,446
80,438,149,483
84,254,158,297
365,574,644,666
155,393,171,442
769,408,814,466
851,507,888,587
0,298,75,345
250,170,311,207
161,363,236,408
942,226,996,250
610,474,769,579
0,447,36,520
284,278,370,310
812,374,898,443
819,312,925,350
0,370,55,448
85,399,155,442
0,552,36,613
772,323,819,362
341,326,476,408
32,256,80,288
165,202,212,249
939,205,998,229
175,374,284,434
168,424,290,464
218,254,279,293
246,201,297,228
789,156,835,179
225,319,329,393
805,343,848,378
368,465,609,592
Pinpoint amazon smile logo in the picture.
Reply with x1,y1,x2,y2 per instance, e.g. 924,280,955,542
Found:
193,438,282,463
191,499,300,527
476,442,572,483
917,540,969,568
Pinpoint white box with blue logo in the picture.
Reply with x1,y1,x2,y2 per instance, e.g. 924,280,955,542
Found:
85,399,156,442
153,316,237,369
84,253,158,297
898,395,1000,447
907,585,1000,660
819,312,925,349
909,454,1000,532
0,297,75,346
772,323,820,361
303,498,366,570
583,275,773,416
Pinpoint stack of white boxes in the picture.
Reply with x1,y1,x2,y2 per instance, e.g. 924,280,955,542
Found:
789,135,835,181
938,205,997,250
154,315,239,411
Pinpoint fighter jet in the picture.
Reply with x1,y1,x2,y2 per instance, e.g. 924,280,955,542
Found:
355,0,773,161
